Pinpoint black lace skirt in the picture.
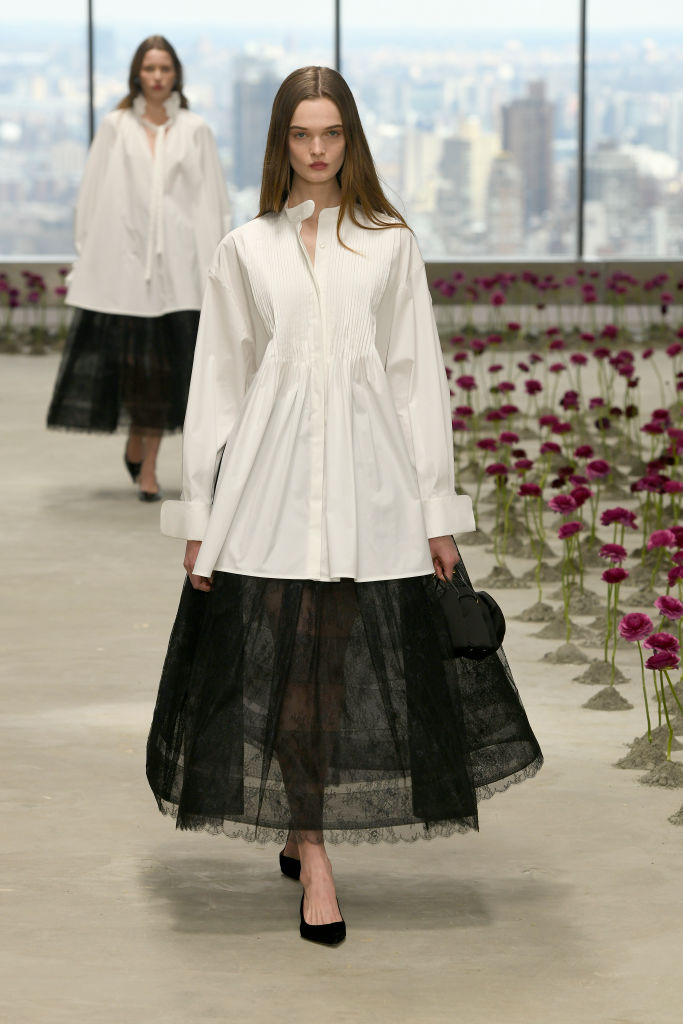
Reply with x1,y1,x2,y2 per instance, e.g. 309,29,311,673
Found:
46,308,200,434
146,566,543,844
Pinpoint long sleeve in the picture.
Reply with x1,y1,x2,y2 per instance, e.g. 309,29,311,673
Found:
73,115,118,257
382,231,475,538
195,121,231,237
160,237,257,541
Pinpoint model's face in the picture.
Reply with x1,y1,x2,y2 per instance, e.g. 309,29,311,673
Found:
138,49,175,104
287,97,346,188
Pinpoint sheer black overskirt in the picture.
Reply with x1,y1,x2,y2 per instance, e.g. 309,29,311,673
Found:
146,567,543,844
46,308,199,434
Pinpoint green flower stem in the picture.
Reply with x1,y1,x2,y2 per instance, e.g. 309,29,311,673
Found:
610,583,621,684
604,584,612,665
637,641,652,741
664,669,683,719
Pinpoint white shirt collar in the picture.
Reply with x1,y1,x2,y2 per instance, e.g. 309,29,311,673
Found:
284,200,341,224
133,90,181,128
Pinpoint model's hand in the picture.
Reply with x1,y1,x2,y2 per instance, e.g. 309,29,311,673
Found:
429,535,460,582
184,539,213,591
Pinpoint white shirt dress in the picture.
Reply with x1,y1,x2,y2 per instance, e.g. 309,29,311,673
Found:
161,199,475,582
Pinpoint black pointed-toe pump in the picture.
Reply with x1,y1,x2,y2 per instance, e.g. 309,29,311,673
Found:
279,850,301,881
299,894,346,947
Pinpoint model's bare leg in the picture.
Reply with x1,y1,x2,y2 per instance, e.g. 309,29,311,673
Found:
297,830,342,926
125,427,143,465
139,432,162,493
272,582,357,926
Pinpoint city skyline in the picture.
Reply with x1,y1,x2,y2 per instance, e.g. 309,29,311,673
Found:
1,16,682,260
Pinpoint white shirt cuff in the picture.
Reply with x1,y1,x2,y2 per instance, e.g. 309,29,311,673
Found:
422,494,476,538
160,500,211,541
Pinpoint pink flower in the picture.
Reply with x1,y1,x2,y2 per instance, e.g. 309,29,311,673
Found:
573,444,594,459
673,552,683,566
667,342,683,357
540,442,562,456
455,405,473,417
654,595,683,621
645,650,681,671
452,418,469,431
552,421,573,435
643,632,680,653
477,438,498,452
514,458,533,473
558,521,583,539
455,375,477,391
664,481,683,494
570,353,588,366
602,567,629,584
486,462,509,478
570,485,593,507
600,507,637,529
586,459,610,481
518,482,542,498
490,291,506,306
647,529,677,551
599,543,628,564
668,565,683,587
548,494,578,514
618,612,654,642
549,362,566,374
499,431,519,444
507,321,521,332
524,379,543,396
539,414,559,428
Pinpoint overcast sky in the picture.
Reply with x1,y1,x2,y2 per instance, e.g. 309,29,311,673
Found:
5,1,683,30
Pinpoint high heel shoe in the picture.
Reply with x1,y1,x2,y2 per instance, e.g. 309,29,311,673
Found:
279,850,301,881
138,488,163,503
123,451,142,483
299,894,346,946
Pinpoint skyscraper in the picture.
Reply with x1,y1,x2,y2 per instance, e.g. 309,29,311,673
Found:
502,81,554,225
232,59,280,191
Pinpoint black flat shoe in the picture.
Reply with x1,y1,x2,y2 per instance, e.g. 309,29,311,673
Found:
299,894,346,947
279,850,301,881
124,452,142,483
139,489,163,503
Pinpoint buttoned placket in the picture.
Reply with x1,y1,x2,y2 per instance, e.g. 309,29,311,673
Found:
289,202,332,578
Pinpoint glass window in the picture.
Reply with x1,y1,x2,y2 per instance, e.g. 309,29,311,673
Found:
341,1,580,259
1,7,88,255
93,4,334,227
585,3,683,257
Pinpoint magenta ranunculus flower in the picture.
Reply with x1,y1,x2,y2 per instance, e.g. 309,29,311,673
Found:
664,480,683,494
643,632,680,653
539,414,559,428
586,458,610,480
600,507,638,529
477,438,498,452
570,485,593,507
558,521,583,539
654,595,683,620
647,529,677,550
486,462,509,477
548,494,578,514
540,441,562,456
452,418,469,431
518,482,542,498
574,444,594,458
668,565,683,587
514,458,534,473
618,612,654,642
645,650,681,671
602,567,629,584
455,375,477,391
599,543,628,564
499,431,519,444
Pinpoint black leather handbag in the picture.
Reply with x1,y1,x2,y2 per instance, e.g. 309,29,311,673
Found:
430,565,506,660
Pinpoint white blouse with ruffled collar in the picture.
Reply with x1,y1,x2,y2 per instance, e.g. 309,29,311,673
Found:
161,200,475,582
66,95,231,317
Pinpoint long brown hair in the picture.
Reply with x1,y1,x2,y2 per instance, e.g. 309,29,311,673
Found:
117,36,189,110
258,66,408,244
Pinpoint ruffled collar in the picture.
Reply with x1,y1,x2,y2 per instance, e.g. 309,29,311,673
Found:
132,90,181,127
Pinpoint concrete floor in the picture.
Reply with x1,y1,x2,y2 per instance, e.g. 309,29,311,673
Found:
2,353,682,1024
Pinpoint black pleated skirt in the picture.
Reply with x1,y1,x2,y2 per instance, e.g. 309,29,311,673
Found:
46,308,200,434
146,564,543,845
